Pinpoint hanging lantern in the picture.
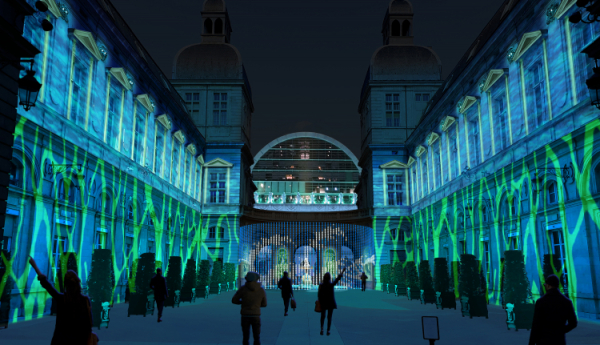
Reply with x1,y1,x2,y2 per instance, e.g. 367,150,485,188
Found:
18,66,42,111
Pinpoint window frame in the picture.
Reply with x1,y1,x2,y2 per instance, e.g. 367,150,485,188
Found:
385,93,401,127
386,172,404,206
212,92,228,125
68,47,93,127
132,102,149,165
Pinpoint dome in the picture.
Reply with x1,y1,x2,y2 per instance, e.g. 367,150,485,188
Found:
203,0,225,12
371,45,441,81
172,43,243,80
389,0,413,14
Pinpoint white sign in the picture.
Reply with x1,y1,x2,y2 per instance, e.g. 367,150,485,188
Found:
55,218,72,226
6,209,19,216
546,223,561,231
422,316,439,340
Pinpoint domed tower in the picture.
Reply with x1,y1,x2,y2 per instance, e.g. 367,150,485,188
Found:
355,1,443,286
170,0,256,266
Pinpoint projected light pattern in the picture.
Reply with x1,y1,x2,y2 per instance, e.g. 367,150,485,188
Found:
239,222,374,290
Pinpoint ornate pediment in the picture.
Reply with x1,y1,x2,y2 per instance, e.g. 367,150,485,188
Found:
186,144,197,155
109,68,132,90
512,31,543,62
416,145,427,157
197,155,205,165
427,132,440,146
174,130,186,144
205,158,233,168
70,29,103,60
42,0,62,19
458,96,478,114
136,94,155,113
156,114,172,130
380,160,408,169
480,69,506,93
441,116,456,132
407,156,416,167
555,0,577,20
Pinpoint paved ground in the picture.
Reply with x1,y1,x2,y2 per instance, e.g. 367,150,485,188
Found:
1,289,599,344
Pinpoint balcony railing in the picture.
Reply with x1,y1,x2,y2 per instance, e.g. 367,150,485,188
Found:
254,192,357,205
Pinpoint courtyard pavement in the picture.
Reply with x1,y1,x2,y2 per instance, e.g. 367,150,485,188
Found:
1,289,599,345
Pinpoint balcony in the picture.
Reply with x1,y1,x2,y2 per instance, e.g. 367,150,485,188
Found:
253,192,357,212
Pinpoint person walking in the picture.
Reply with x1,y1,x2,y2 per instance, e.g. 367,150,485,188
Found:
232,272,267,345
318,267,346,336
28,256,97,345
360,272,368,292
277,271,294,316
150,268,168,323
529,274,578,345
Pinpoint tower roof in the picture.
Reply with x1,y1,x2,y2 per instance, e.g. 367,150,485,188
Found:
172,43,243,80
389,0,413,14
370,45,441,81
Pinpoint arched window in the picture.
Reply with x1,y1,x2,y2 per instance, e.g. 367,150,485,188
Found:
402,20,411,36
59,178,79,204
548,182,557,204
482,205,489,223
127,205,134,220
215,18,223,34
510,195,518,216
391,20,400,36
9,160,21,187
204,18,213,34
594,161,600,193
102,193,112,214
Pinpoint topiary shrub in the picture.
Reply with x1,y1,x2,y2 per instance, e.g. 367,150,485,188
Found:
88,249,114,328
181,259,196,302
393,262,406,296
196,260,211,297
451,260,460,298
459,254,488,318
389,263,396,292
0,250,13,328
128,252,156,317
224,263,236,290
165,256,182,307
405,261,420,300
210,261,224,294
419,261,436,304
434,258,450,293
380,264,390,292
504,250,534,330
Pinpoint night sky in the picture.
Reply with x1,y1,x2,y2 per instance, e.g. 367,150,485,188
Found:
110,0,506,159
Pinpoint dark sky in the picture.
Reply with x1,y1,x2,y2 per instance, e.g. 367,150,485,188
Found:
110,0,506,159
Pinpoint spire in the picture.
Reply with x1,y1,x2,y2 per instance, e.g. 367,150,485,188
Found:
201,0,232,44
382,0,414,46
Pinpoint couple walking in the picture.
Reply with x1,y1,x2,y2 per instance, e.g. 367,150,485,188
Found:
231,267,347,344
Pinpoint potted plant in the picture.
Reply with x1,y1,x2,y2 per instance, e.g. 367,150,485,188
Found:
165,256,182,308
196,260,211,299
51,252,78,315
504,250,534,330
128,253,156,317
210,261,224,295
389,263,396,295
224,263,236,291
181,259,196,303
434,258,456,309
393,262,406,297
379,264,389,293
405,261,420,300
459,254,488,318
0,250,12,329
419,261,436,305
88,249,114,328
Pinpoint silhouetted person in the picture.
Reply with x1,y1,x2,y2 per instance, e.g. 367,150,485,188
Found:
529,274,578,345
318,267,346,336
150,268,168,322
232,272,267,345
360,272,368,291
277,271,294,316
28,256,96,344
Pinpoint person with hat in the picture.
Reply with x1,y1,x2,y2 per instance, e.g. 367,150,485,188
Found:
529,274,578,345
277,271,294,316
232,272,267,345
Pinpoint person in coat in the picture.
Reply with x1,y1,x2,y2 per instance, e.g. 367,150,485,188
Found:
318,267,346,336
277,271,294,316
360,272,368,292
150,268,168,322
232,272,267,345
28,256,96,345
529,274,578,345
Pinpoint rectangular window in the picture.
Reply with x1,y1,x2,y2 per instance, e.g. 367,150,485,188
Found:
196,164,202,200
493,89,508,152
449,124,459,179
470,119,480,166
386,174,403,206
434,145,441,188
133,106,147,165
390,228,396,240
415,94,421,101
184,152,192,193
106,88,121,150
508,236,519,250
95,231,106,250
172,141,182,187
148,241,155,254
390,250,407,264
70,58,89,126
551,231,567,277
459,240,465,256
526,60,548,129
52,236,67,279
385,93,400,127
154,123,166,177
213,93,228,125
421,161,428,197
209,172,227,203
185,92,201,114
423,94,430,102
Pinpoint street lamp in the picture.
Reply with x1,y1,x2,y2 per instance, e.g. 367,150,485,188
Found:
18,61,42,111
